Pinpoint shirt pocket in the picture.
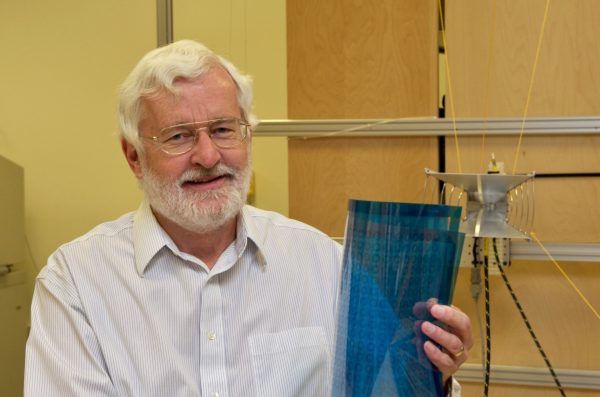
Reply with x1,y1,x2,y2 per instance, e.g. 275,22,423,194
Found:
248,327,330,397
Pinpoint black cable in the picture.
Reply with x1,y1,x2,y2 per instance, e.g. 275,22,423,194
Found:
471,237,478,268
470,240,486,383
535,172,600,178
492,238,567,397
483,243,491,397
438,135,446,199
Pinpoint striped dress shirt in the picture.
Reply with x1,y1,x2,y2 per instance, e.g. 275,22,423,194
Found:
25,202,343,397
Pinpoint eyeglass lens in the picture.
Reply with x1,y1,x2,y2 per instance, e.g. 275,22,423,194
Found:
158,118,247,154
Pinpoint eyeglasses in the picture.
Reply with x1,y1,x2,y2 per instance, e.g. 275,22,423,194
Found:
142,117,251,155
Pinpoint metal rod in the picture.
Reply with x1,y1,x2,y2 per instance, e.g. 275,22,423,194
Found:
156,0,173,47
254,116,600,137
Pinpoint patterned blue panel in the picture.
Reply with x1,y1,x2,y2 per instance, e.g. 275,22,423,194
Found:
332,200,464,397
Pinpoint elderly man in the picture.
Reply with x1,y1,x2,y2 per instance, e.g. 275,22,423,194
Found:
25,40,472,396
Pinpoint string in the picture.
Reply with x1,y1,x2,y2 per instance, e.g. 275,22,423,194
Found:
512,0,551,174
530,232,600,321
480,0,497,172
438,0,462,173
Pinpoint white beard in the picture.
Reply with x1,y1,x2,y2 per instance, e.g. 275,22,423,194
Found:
140,155,252,234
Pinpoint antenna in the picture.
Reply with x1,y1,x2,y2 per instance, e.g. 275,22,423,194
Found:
425,168,535,239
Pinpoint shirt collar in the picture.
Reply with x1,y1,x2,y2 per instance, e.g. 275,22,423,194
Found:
240,206,268,268
132,202,267,276
132,200,179,276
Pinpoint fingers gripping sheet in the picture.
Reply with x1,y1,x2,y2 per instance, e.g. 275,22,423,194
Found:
332,200,464,397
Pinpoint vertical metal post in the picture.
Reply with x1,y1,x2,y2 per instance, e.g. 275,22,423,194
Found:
156,0,173,47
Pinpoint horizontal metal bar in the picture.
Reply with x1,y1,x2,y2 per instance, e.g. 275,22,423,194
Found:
512,241,600,262
254,116,600,138
456,363,600,390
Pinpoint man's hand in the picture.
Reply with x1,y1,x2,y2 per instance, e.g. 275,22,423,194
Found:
420,301,473,383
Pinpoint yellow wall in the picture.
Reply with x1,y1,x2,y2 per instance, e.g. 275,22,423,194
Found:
0,2,289,291
0,2,154,395
0,0,154,302
174,0,290,215
0,2,288,396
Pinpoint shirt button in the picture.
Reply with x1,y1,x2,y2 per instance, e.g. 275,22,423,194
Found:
211,392,219,397
208,331,216,341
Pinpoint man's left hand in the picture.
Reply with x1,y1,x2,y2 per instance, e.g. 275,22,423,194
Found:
420,302,473,382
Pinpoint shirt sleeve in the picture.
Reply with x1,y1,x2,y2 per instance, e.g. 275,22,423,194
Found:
24,252,118,397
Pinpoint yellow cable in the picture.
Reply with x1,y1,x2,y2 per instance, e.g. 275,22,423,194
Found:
530,232,600,321
480,0,497,172
512,0,551,174
438,0,462,173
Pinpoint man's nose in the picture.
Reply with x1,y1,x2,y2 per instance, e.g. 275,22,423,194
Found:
189,130,221,168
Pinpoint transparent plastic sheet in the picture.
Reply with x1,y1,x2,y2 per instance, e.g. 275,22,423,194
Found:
332,200,464,397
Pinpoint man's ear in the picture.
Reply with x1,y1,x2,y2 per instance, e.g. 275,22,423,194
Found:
121,138,143,179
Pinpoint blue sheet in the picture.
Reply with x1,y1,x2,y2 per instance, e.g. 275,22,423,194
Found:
332,200,464,397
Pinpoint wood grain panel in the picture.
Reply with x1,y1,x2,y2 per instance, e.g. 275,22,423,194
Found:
444,0,600,242
445,135,600,175
534,178,600,242
287,0,438,118
444,2,600,392
445,0,600,117
453,260,600,370
288,136,438,236
285,1,600,394
444,134,600,242
287,0,440,235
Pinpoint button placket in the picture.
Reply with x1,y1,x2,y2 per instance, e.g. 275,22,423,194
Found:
199,276,229,396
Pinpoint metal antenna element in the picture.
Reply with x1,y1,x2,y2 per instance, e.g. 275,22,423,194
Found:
425,168,535,239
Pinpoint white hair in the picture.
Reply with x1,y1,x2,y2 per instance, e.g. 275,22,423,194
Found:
118,40,257,150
